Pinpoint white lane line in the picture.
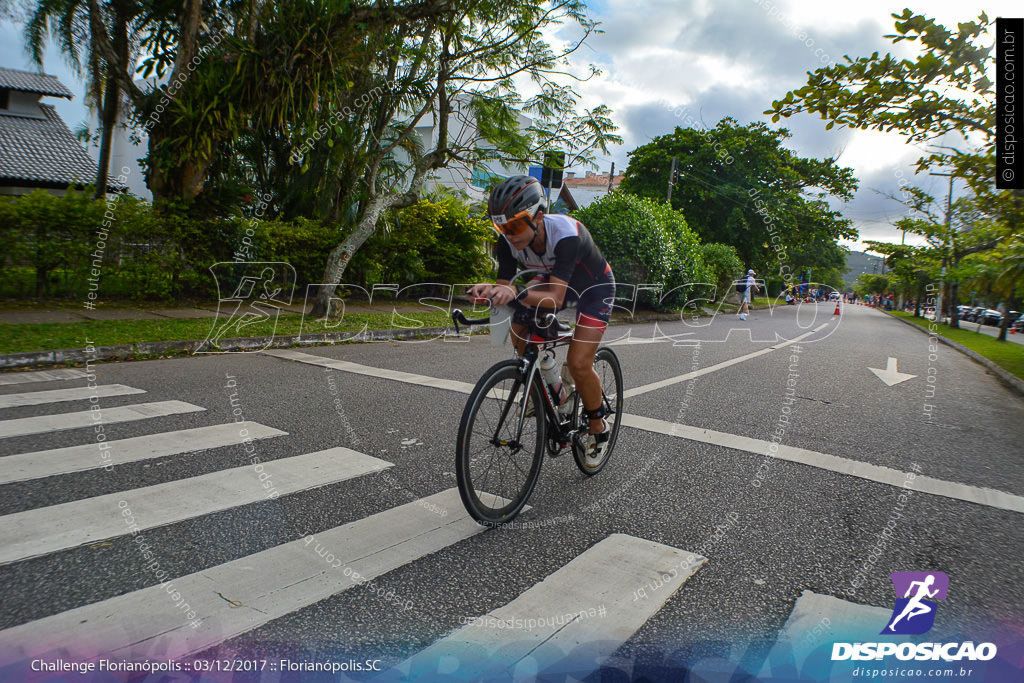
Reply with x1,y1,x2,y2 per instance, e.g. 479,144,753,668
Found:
0,489,483,663
263,348,478,393
266,330,1024,514
265,324,828,402
0,369,88,386
622,413,1024,515
0,401,204,439
622,324,829,399
758,591,891,679
0,384,145,409
0,447,391,565
401,534,705,680
0,422,288,485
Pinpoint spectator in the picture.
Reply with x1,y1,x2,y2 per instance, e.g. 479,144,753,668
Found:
739,269,759,321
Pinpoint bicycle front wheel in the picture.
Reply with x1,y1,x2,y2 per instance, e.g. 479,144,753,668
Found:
456,360,545,525
572,347,624,475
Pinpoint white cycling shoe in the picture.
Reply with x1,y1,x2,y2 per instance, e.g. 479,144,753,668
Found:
582,422,611,467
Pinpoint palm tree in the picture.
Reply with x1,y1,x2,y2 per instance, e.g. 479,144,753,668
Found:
25,0,140,198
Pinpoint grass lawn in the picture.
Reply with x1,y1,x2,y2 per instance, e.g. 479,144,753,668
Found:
890,311,1024,381
0,310,456,355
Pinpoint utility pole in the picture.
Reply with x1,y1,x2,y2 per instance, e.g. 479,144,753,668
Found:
930,172,954,326
666,156,678,203
608,162,615,194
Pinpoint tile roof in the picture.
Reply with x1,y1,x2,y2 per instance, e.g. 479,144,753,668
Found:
0,67,74,98
0,104,104,187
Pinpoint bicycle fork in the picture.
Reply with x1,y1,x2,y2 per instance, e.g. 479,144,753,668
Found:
489,358,541,451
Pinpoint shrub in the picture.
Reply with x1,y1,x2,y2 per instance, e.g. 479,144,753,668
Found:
0,188,102,298
573,193,710,310
0,191,496,302
346,196,494,288
700,243,744,301
257,218,339,288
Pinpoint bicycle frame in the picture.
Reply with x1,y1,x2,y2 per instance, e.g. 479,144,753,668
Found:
453,308,579,453
454,268,588,455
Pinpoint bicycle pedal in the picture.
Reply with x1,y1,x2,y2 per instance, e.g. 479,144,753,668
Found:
547,440,569,457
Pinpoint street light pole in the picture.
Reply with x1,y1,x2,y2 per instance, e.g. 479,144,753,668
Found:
666,156,677,203
929,172,954,325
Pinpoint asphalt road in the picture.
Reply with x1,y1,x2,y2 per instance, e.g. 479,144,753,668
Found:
0,301,1021,682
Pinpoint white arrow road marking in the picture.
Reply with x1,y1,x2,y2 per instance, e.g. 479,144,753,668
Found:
867,357,916,386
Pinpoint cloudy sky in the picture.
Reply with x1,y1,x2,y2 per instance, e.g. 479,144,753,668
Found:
549,0,1013,252
1,1,1013,252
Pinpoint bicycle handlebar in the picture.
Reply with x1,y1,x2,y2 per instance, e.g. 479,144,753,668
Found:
453,269,562,336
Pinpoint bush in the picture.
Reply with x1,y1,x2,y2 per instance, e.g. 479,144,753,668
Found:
0,191,496,302
700,243,744,300
0,188,102,299
573,193,710,310
256,218,339,288
346,196,494,288
0,190,240,301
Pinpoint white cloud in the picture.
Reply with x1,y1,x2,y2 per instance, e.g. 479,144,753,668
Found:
557,0,1015,250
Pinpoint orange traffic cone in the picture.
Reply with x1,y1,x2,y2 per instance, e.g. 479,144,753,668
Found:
833,302,841,316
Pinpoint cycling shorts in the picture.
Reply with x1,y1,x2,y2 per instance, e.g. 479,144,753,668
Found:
527,266,615,330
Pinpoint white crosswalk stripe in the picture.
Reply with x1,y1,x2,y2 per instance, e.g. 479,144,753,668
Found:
0,489,483,663
0,400,204,439
0,421,288,485
0,384,145,409
0,447,390,564
263,349,478,393
758,591,893,681
0,368,88,385
399,534,706,681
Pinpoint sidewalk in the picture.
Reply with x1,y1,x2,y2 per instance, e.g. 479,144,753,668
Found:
0,299,755,326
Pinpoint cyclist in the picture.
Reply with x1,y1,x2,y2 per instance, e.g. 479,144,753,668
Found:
468,175,615,465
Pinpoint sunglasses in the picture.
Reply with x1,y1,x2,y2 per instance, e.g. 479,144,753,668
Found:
491,210,534,236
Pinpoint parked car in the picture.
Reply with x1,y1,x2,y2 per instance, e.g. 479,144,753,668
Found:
983,309,1003,326
956,305,973,320
966,306,987,322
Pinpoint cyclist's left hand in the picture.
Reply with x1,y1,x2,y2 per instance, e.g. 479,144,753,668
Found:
489,284,518,306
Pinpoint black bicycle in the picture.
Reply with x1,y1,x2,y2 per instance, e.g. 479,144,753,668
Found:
451,275,623,526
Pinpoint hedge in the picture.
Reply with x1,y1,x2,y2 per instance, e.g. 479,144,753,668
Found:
573,193,711,310
0,190,494,302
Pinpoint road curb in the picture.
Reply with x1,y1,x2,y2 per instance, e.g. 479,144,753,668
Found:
883,311,1024,398
0,306,760,371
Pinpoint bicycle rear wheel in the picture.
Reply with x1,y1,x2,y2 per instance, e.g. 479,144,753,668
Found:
456,360,545,525
572,347,623,475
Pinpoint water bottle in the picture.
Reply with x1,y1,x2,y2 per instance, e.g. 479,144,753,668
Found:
557,363,576,417
539,354,564,405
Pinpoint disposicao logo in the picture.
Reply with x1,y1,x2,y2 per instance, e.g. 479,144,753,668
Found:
882,571,948,635
831,571,997,663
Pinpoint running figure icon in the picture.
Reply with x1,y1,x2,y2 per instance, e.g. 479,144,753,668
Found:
881,571,949,635
887,575,938,631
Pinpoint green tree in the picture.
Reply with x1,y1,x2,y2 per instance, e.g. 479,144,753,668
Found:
865,241,934,315
295,0,620,316
854,273,890,298
699,243,743,301
24,0,140,197
617,118,857,277
767,10,1024,333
